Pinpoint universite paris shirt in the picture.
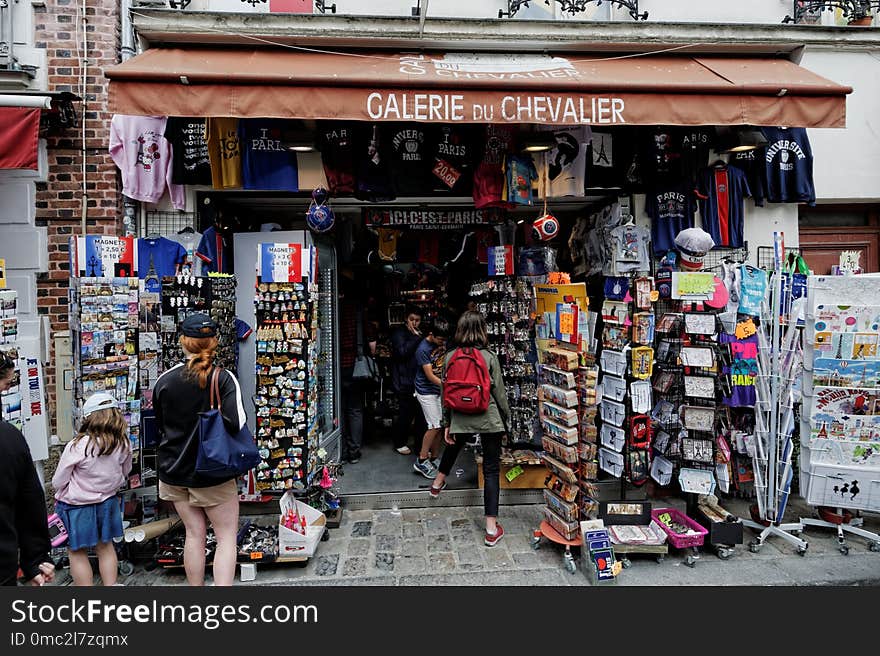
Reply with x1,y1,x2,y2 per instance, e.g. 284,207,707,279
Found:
761,127,816,205
695,164,751,248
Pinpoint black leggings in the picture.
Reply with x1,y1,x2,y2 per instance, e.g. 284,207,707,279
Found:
438,432,503,517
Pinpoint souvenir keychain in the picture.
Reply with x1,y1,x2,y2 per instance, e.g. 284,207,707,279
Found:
631,346,654,379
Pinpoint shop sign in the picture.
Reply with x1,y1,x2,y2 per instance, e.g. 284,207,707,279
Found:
71,236,137,278
259,243,302,283
22,355,49,461
363,207,499,229
488,246,513,277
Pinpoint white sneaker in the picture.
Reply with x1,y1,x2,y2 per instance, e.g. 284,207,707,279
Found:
396,446,412,455
413,459,438,479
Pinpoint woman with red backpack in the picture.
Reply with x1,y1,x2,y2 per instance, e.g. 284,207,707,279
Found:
430,311,510,547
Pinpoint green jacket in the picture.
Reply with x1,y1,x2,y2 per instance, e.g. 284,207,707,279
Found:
442,347,510,435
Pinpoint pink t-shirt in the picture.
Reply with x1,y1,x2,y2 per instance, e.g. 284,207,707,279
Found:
52,437,132,506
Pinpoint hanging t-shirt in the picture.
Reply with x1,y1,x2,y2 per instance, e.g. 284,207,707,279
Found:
388,123,432,196
240,119,298,191
588,129,641,190
196,226,231,274
761,127,816,205
503,154,539,206
137,237,186,292
354,123,395,202
696,164,751,248
677,127,714,185
167,230,203,276
234,318,253,374
429,125,477,195
738,265,767,317
206,118,242,189
539,125,591,197
473,124,515,209
720,333,758,407
164,117,212,186
317,121,356,195
609,224,651,274
721,260,742,314
641,127,683,183
645,182,697,254
731,148,766,207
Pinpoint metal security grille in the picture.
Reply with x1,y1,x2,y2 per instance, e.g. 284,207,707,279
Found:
757,246,802,271
143,210,196,237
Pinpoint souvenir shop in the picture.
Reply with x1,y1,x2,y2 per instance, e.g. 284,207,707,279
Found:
80,47,880,570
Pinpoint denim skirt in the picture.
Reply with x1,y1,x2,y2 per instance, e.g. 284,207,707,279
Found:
55,495,123,551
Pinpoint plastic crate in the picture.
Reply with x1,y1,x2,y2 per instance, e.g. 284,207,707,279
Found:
651,507,708,549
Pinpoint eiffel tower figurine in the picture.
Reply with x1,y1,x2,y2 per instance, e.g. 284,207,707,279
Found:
595,134,610,165
144,252,160,292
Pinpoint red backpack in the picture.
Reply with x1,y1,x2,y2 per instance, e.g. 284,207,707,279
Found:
443,347,491,414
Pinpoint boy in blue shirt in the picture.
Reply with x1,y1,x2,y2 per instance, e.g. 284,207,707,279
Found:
413,321,449,479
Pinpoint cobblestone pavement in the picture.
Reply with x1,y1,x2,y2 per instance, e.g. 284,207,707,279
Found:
53,496,880,587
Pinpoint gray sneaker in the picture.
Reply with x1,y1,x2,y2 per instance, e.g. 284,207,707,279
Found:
413,459,438,479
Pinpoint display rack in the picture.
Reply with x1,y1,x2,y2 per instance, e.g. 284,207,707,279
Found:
798,271,880,553
746,235,809,554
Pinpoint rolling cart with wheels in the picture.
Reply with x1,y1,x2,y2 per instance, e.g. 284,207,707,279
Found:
608,522,668,568
532,521,582,574
800,506,880,556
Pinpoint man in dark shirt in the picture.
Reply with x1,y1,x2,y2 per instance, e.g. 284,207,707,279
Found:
339,275,377,464
0,421,55,586
390,307,425,455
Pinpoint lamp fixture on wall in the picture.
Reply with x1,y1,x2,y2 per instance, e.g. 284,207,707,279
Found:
783,1,879,23
500,0,647,20
518,133,557,153
716,128,768,154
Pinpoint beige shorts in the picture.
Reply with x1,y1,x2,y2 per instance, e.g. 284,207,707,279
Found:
159,479,238,508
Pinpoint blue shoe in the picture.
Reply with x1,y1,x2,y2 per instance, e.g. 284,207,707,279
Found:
413,459,438,479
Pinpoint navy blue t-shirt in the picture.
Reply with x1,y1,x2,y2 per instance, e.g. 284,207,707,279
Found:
414,339,444,396
645,182,697,254
696,164,751,248
761,127,815,205
137,237,186,292
240,119,299,191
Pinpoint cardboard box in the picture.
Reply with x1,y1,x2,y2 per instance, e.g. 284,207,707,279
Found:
476,457,548,489
278,492,326,558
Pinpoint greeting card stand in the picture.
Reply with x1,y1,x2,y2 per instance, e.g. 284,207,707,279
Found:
744,236,808,555
800,509,880,556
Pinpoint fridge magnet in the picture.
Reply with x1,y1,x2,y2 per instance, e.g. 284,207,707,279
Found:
715,462,731,494
653,430,672,455
680,346,715,368
601,375,627,402
651,454,674,486
683,375,716,399
627,449,650,486
598,447,625,478
681,437,715,464
628,414,652,449
684,312,716,335
601,300,630,324
600,423,626,452
631,346,654,379
656,313,682,334
603,276,629,301
634,276,653,309
678,467,716,495
632,312,655,345
651,399,678,426
652,370,677,394
600,399,627,427
681,405,715,432
600,349,627,376
602,323,629,351
630,380,652,413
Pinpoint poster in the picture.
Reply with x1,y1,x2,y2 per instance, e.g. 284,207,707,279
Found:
73,236,137,278
259,243,302,283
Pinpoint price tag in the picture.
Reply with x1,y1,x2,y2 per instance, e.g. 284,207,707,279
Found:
432,158,461,188
505,465,524,482
250,552,263,560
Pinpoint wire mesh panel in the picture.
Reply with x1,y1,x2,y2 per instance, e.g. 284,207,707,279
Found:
757,246,802,271
703,245,750,271
143,211,196,237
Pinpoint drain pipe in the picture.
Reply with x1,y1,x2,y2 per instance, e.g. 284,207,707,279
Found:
80,0,88,236
121,0,135,62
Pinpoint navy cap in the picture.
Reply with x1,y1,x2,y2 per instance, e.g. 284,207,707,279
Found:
180,313,218,338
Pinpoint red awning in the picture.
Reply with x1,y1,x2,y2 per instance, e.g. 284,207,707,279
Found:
106,48,851,128
0,107,40,170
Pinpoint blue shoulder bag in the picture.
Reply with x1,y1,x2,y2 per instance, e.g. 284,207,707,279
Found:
196,368,260,478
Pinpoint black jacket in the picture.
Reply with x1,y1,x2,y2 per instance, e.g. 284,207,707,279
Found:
0,421,52,585
390,327,422,392
153,364,246,488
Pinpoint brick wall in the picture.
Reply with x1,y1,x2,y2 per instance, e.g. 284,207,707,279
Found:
33,0,121,429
